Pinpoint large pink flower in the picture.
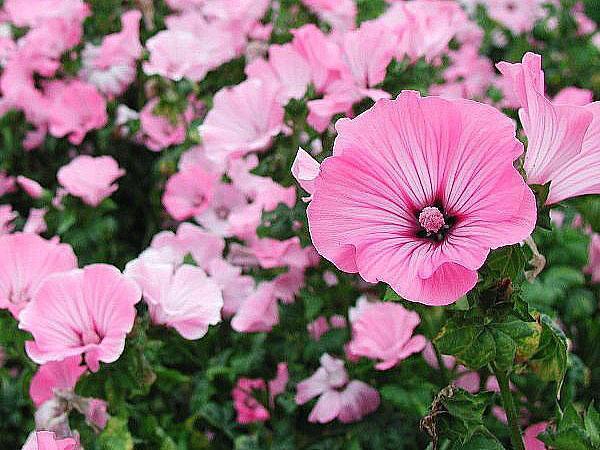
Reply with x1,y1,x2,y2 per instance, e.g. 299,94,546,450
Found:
0,233,77,318
125,261,223,340
19,264,141,372
523,422,548,450
497,52,600,204
347,302,426,370
21,431,78,450
297,91,536,305
57,155,125,207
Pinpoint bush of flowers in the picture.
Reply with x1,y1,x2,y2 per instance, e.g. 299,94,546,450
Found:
1,0,600,448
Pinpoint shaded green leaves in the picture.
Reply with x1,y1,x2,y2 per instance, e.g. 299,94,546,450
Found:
540,404,600,450
97,417,134,450
529,314,568,388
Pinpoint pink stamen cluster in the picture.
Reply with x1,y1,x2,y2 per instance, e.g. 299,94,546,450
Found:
418,206,446,234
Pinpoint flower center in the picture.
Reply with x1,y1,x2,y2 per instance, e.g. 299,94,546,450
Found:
418,206,445,233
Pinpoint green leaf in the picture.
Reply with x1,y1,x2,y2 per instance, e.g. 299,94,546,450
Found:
97,417,133,450
380,383,437,416
529,314,568,388
483,245,528,281
584,403,600,446
434,322,495,370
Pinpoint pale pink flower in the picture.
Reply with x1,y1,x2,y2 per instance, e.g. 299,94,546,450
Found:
341,21,396,89
295,354,379,423
57,155,125,207
29,356,87,407
21,431,78,450
497,53,600,204
20,264,141,372
248,237,314,270
554,87,593,106
17,176,44,199
232,378,270,424
44,80,107,145
162,164,218,221
143,26,235,82
245,43,311,103
585,234,600,283
194,183,247,237
23,208,48,234
291,24,346,92
139,99,188,151
301,0,356,31
297,91,536,305
0,205,17,235
142,222,225,269
523,422,548,450
231,282,279,333
347,302,426,369
125,261,223,340
485,0,547,34
268,362,289,407
80,10,142,97
206,258,254,317
4,0,89,28
379,0,466,62
0,233,77,318
200,79,284,164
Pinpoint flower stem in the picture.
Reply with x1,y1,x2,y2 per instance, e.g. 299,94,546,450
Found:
494,368,525,450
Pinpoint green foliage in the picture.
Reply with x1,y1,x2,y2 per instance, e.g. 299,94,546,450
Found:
540,404,600,450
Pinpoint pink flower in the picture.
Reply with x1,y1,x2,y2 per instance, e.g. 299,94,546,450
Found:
231,282,279,333
307,316,330,341
347,302,426,369
485,0,547,34
162,164,217,221
268,362,289,407
497,53,600,204
44,80,107,145
523,422,548,450
206,258,254,317
295,354,379,423
19,264,141,372
0,171,16,196
585,234,600,283
143,26,235,82
4,0,89,28
0,233,77,318
379,0,466,62
139,99,189,151
141,222,225,269
17,176,44,199
554,87,593,106
80,10,142,97
83,398,109,430
194,183,248,237
301,0,356,31
57,155,125,207
245,43,311,103
29,356,87,407
21,431,78,450
232,378,270,424
292,24,346,93
297,91,536,305
125,261,223,340
200,79,284,164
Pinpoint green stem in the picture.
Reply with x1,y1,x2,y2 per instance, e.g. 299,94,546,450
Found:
494,368,525,450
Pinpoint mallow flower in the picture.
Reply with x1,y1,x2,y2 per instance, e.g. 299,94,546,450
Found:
21,431,78,450
19,264,141,372
0,233,77,318
347,302,426,370
293,90,536,305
